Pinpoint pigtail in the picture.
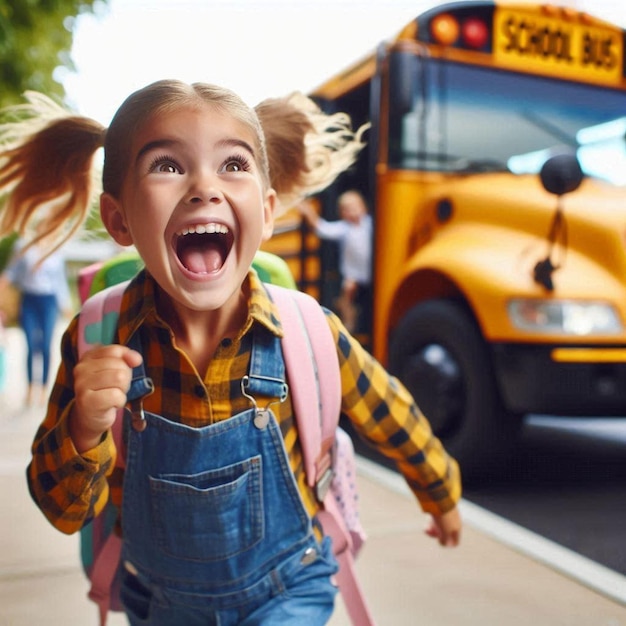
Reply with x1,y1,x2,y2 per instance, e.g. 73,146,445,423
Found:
255,92,368,213
0,91,105,254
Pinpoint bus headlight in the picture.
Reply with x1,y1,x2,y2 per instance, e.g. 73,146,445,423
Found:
507,299,623,336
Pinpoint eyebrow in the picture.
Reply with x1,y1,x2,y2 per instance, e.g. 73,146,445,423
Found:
135,137,256,165
216,137,256,157
135,139,178,166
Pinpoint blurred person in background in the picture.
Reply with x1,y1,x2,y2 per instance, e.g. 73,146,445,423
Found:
0,224,71,406
298,190,372,334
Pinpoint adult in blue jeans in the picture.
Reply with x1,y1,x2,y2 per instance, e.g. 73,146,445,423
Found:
0,230,71,405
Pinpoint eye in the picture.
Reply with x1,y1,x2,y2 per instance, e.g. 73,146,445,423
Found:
222,153,251,173
149,154,182,174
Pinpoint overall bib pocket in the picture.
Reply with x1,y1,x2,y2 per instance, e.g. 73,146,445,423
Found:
149,456,264,562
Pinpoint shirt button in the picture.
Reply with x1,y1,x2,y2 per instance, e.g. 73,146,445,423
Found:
194,385,206,398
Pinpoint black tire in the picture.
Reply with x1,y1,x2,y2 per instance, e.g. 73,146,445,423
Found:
388,299,521,482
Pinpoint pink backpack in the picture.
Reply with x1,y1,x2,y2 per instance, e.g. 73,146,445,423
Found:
78,280,375,625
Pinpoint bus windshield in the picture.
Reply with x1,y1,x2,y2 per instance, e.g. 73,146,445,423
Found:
395,59,626,185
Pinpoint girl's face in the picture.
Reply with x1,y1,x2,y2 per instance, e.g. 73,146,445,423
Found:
101,104,275,316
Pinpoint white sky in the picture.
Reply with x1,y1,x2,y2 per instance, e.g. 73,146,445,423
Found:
60,0,626,126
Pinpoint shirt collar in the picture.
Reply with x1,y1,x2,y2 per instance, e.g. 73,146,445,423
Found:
247,269,284,338
115,268,284,346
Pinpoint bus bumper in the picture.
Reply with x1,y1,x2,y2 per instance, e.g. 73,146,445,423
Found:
492,344,626,416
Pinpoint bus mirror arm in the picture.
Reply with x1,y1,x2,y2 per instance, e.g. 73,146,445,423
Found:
533,199,566,292
532,153,583,291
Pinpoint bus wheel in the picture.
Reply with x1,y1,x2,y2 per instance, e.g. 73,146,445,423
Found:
388,299,520,482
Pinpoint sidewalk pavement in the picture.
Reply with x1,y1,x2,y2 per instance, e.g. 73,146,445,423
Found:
2,325,626,625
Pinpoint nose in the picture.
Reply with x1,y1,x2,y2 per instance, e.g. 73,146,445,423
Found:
184,170,223,205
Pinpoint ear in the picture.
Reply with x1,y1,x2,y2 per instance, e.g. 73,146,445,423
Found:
100,193,133,246
261,188,276,242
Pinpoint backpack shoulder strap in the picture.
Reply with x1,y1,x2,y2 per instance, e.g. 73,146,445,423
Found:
77,280,130,454
265,284,341,492
77,280,129,626
78,281,130,356
266,284,376,626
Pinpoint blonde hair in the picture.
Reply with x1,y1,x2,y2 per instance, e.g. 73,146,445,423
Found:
255,92,369,210
0,79,367,254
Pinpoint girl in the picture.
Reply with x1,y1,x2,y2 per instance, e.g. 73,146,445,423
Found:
0,80,462,625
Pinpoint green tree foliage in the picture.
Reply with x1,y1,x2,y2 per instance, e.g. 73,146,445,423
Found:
0,232,17,269
0,0,105,109
0,1,109,269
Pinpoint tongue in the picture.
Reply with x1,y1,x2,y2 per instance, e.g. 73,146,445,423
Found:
181,245,223,274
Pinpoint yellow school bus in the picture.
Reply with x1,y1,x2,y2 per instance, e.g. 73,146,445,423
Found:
263,1,626,479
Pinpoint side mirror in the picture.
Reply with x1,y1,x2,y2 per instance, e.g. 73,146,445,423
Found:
539,152,583,196
388,43,425,115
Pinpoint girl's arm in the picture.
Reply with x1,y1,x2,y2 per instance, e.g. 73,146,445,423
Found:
26,317,118,535
426,507,463,547
325,310,463,518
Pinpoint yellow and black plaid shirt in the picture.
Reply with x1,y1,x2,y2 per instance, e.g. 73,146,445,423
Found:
27,270,461,535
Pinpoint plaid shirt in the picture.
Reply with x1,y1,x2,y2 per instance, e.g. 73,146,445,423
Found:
27,269,461,535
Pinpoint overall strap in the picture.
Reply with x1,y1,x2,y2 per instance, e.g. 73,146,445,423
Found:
241,329,289,403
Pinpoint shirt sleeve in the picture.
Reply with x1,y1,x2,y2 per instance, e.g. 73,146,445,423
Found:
26,316,117,535
325,310,462,515
53,254,72,311
3,250,25,288
314,217,349,241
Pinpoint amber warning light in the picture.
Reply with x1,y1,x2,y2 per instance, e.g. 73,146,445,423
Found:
430,13,490,50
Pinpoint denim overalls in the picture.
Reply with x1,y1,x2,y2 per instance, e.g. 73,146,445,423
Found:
118,328,338,625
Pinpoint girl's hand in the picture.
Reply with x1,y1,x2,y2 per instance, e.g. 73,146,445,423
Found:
69,345,143,453
425,506,462,547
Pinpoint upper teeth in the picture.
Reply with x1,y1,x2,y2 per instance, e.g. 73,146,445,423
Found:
177,224,230,236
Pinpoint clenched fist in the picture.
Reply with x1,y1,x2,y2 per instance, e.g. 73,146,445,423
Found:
69,345,143,453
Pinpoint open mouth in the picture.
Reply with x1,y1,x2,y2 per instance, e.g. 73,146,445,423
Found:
174,223,234,275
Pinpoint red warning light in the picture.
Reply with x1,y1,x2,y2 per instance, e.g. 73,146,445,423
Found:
462,18,489,49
